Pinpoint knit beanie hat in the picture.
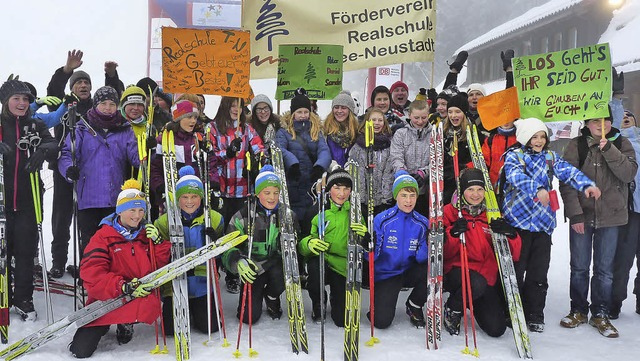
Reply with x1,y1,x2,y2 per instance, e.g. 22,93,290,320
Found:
0,79,35,104
24,82,37,99
251,94,272,112
437,85,459,102
459,168,485,193
92,86,119,107
370,85,391,107
331,90,356,114
69,70,91,91
120,86,146,109
136,77,158,97
447,93,469,114
390,81,409,94
467,83,486,96
290,88,311,113
392,170,419,199
171,100,199,122
255,165,281,194
156,88,173,107
116,179,147,214
515,117,548,145
325,165,352,190
175,166,204,199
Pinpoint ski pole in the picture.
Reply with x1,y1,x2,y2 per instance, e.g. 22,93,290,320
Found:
363,118,379,347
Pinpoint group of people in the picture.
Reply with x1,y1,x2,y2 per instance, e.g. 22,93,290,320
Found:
0,46,638,358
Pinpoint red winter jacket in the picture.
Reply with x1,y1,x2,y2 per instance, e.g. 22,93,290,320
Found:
443,204,521,286
80,220,172,327
482,130,518,186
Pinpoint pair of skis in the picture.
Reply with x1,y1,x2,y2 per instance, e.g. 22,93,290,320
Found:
467,125,533,359
426,123,444,350
0,231,247,361
268,141,308,355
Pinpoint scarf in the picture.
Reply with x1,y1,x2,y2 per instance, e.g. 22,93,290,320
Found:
328,128,352,149
86,108,124,130
354,132,392,150
113,217,143,241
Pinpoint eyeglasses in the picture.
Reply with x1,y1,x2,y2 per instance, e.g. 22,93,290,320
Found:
255,106,270,113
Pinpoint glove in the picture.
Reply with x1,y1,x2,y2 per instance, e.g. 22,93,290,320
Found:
287,163,301,182
0,142,11,155
146,136,157,150
122,278,152,298
209,181,220,192
66,165,80,181
449,218,469,238
237,258,257,284
490,218,517,238
411,171,427,189
612,67,624,95
501,49,515,71
204,227,218,241
63,93,80,106
36,96,62,106
360,232,373,251
350,223,368,237
226,138,242,159
308,238,330,255
310,165,325,183
145,224,162,244
25,148,48,173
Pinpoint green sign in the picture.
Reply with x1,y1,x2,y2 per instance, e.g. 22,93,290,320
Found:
276,44,344,100
513,43,612,122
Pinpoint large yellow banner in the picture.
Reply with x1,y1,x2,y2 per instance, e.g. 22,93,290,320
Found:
242,0,436,79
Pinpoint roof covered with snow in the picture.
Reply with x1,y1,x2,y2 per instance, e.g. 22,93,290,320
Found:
599,0,640,72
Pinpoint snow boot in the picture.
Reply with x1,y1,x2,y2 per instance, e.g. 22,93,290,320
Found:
49,264,65,279
560,311,587,328
405,300,426,329
589,315,619,338
226,276,240,294
116,323,134,344
527,321,544,333
444,306,462,335
14,299,37,322
265,295,283,320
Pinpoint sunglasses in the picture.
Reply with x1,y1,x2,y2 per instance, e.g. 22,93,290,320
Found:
120,189,146,199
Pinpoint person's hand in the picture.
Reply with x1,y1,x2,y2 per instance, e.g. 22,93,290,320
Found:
66,165,80,181
571,222,585,235
25,149,48,173
311,165,325,183
145,224,162,244
63,49,84,74
63,93,80,106
287,164,301,182
237,258,257,284
584,186,601,200
204,227,218,241
209,181,220,193
350,223,368,237
449,218,468,238
535,188,550,207
0,142,12,155
599,138,611,151
308,238,330,255
490,218,517,238
226,138,242,159
36,96,62,106
411,170,427,189
104,61,118,77
122,278,152,298
146,136,157,150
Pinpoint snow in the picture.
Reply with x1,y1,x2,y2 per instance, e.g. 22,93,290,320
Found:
599,0,640,73
1,2,639,361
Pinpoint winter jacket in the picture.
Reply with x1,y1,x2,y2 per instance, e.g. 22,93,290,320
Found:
208,121,264,198
389,122,433,194
80,214,171,326
620,126,640,212
0,113,58,211
58,117,140,210
300,200,355,277
223,201,299,276
443,128,473,204
368,205,429,282
482,126,518,186
150,127,203,196
503,146,595,234
154,208,223,298
347,133,394,207
559,128,637,228
276,118,331,217
326,135,352,167
30,101,68,129
443,204,521,286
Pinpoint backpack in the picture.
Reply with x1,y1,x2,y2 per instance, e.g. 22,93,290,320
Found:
495,147,556,209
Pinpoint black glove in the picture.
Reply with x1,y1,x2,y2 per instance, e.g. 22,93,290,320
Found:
490,218,517,238
204,227,219,241
25,148,48,173
310,165,325,183
501,49,515,71
226,138,242,159
287,164,301,182
449,218,469,238
63,93,80,106
0,142,12,155
360,232,373,252
156,184,165,197
209,181,221,193
410,171,427,189
146,136,157,150
66,165,80,181
612,67,624,95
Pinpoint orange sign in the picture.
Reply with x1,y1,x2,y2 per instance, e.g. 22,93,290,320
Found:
162,27,250,97
478,87,521,130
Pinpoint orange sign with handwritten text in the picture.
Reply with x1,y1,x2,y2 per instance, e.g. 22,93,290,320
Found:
162,27,250,97
478,87,521,130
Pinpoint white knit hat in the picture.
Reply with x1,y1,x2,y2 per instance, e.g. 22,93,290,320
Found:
515,118,549,145
467,83,486,96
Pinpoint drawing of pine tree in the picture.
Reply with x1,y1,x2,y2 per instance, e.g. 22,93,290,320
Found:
304,62,317,84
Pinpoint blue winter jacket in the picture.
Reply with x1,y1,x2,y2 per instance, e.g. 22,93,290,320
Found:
620,126,640,212
30,102,68,128
502,146,595,234
58,117,140,210
367,205,429,282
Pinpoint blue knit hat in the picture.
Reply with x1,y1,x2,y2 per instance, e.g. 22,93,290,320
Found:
175,166,204,199
255,165,281,194
392,170,418,199
116,179,147,214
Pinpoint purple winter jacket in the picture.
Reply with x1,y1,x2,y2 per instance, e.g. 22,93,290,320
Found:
58,118,139,210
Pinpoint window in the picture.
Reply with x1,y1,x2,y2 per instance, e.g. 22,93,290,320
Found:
522,40,532,56
554,32,563,51
541,36,549,53
568,27,577,48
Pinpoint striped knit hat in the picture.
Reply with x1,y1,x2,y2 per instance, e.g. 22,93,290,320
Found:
175,166,204,199
392,170,418,199
255,165,281,194
116,179,147,214
171,100,199,122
